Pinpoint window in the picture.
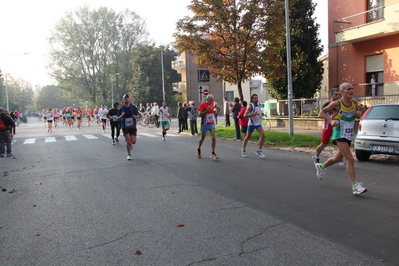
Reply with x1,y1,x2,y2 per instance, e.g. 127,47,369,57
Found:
225,91,234,102
366,54,384,96
367,0,384,23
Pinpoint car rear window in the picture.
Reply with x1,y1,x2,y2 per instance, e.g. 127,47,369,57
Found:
366,105,399,119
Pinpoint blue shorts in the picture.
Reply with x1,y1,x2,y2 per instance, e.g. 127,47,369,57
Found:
200,124,215,133
248,124,262,133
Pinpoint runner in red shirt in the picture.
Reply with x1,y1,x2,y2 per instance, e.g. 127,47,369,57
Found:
197,94,218,159
312,87,341,164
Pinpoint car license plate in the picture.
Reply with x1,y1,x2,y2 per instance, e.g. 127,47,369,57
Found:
370,145,396,153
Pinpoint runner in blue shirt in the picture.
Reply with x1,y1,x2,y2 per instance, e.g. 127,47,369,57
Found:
116,94,140,160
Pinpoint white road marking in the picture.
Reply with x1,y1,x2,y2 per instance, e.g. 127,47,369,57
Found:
45,137,57,143
83,134,99,139
23,138,36,144
65,135,78,141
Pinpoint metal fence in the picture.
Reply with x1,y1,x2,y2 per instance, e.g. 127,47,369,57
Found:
276,93,399,117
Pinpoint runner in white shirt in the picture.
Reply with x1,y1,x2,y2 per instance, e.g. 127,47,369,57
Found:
46,108,54,133
241,94,266,158
98,106,108,133
158,101,170,140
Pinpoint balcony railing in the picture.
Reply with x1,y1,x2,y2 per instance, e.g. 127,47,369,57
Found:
334,1,399,43
172,81,186,91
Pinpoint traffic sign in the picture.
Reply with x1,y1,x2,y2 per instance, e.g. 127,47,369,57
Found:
203,89,209,96
198,70,210,82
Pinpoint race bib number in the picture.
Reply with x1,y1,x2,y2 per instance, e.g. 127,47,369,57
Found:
340,121,354,140
205,113,215,124
112,115,117,121
125,117,134,127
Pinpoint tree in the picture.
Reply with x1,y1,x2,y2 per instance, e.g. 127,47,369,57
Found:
3,77,34,112
35,85,76,110
262,0,324,100
48,6,149,104
128,44,180,105
174,0,279,102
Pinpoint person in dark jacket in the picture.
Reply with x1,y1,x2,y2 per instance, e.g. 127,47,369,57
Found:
177,102,185,133
231,97,242,140
0,108,16,157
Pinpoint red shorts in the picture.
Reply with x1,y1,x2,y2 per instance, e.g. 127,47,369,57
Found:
321,129,333,144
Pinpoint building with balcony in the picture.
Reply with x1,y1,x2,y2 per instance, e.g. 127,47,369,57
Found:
328,0,399,97
171,50,223,105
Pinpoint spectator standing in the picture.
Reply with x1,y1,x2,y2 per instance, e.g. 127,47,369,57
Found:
0,107,16,157
231,97,241,140
214,102,220,124
183,103,189,131
223,97,231,127
9,112,17,135
152,102,160,128
371,74,377,96
187,101,198,137
177,102,185,133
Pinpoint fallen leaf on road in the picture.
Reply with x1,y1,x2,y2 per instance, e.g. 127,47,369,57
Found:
135,250,142,255
373,183,378,185
379,259,385,262
1,188,7,192
33,205,37,207
176,224,185,227
33,234,40,236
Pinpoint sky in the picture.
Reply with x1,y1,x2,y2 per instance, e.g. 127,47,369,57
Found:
0,0,328,88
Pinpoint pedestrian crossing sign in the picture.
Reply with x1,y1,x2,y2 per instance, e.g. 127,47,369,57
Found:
198,70,210,82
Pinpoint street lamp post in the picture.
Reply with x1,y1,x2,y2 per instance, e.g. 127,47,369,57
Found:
4,53,28,111
161,47,166,102
111,73,120,104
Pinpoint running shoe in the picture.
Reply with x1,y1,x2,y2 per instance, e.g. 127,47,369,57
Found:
210,153,219,160
112,140,115,145
103,131,105,133
255,150,265,158
352,182,367,195
7,153,14,157
115,138,119,144
162,137,165,141
127,154,132,160
0,153,4,157
312,155,320,164
337,160,346,166
241,148,247,158
197,148,202,159
314,163,326,180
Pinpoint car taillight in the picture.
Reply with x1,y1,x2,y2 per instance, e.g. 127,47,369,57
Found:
358,107,372,132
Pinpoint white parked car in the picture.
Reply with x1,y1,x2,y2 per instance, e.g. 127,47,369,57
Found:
355,103,399,161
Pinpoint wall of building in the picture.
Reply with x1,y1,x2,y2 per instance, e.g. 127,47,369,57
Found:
184,53,223,105
328,0,399,95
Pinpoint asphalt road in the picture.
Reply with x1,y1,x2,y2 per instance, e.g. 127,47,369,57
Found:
1,117,398,265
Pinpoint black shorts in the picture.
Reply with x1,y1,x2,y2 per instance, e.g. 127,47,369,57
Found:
333,138,351,146
101,119,107,123
122,128,137,136
241,125,247,133
77,117,81,120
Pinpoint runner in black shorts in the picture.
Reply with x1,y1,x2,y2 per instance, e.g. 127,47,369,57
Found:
116,95,140,160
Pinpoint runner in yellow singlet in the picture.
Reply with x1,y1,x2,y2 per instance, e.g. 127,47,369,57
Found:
315,82,367,195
